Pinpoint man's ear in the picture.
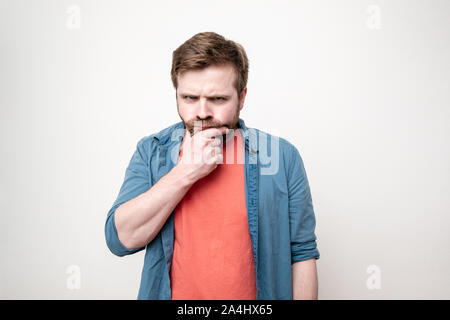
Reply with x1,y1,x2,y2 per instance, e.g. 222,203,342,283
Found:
239,87,247,111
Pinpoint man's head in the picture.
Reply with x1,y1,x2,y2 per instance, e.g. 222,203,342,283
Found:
171,32,249,136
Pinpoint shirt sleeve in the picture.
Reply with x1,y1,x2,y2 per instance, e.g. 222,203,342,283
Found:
287,146,320,263
105,136,152,257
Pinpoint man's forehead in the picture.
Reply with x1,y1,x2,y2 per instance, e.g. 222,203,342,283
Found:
178,80,235,96
178,86,234,96
177,64,237,93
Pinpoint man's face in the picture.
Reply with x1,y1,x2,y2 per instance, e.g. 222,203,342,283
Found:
176,63,247,137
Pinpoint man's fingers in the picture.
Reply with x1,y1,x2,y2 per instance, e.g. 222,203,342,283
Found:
201,126,229,139
210,138,223,147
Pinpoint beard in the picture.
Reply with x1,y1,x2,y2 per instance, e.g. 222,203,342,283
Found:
177,99,241,141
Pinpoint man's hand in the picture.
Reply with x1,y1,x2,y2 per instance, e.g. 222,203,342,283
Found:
178,126,229,183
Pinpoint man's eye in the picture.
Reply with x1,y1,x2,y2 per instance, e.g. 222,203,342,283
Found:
214,97,226,101
184,96,197,100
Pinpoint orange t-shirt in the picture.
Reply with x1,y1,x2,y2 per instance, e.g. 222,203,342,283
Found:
170,129,256,300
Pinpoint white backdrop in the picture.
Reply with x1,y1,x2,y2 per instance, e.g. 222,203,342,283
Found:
1,0,449,299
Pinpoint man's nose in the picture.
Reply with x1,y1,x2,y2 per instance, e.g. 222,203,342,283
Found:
196,98,213,119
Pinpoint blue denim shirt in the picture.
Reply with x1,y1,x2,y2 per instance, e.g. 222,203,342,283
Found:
105,118,320,299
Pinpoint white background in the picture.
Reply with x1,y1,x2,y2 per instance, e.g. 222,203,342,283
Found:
0,0,449,299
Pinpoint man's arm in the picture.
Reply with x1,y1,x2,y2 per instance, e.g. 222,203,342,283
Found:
292,258,318,300
114,163,195,249
111,127,229,251
286,144,320,299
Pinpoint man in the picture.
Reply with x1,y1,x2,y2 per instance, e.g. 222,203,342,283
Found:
105,32,320,300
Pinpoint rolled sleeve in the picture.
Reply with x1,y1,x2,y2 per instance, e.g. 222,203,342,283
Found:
105,136,152,257
287,146,320,263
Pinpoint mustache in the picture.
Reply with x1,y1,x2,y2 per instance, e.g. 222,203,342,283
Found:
185,120,225,128
184,120,229,137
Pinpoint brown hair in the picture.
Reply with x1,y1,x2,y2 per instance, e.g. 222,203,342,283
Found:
171,32,249,97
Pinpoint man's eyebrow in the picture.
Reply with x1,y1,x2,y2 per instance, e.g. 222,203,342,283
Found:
178,92,232,98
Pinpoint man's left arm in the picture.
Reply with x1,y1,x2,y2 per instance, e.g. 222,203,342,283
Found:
292,258,318,300
287,145,320,299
